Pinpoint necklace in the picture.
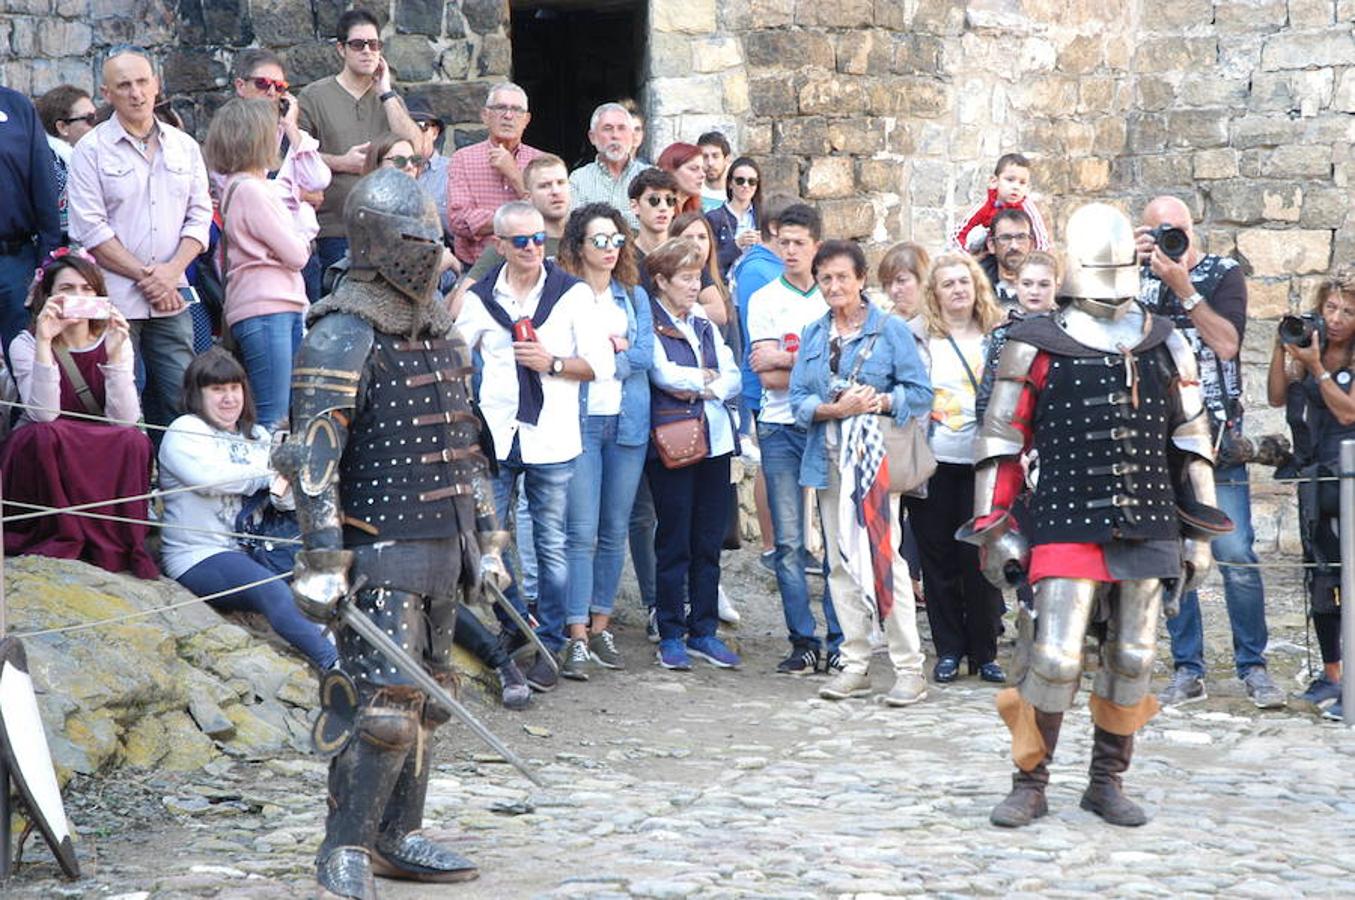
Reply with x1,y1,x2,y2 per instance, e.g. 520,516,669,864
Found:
126,121,156,155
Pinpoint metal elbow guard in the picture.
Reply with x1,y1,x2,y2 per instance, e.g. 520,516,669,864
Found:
956,510,1029,589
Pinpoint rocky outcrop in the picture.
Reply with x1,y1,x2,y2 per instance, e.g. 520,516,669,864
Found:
5,555,319,780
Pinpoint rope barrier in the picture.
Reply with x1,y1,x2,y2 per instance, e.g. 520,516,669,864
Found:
8,569,293,639
0,398,280,449
0,499,303,546
0,475,250,525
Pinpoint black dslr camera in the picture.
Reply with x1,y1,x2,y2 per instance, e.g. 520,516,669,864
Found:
1278,313,1326,350
1148,224,1190,261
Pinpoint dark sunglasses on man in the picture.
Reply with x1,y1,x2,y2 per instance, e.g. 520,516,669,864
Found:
250,76,289,94
500,231,547,249
342,38,383,52
644,194,677,208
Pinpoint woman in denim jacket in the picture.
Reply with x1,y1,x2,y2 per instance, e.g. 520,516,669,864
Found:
557,203,654,676
790,240,933,708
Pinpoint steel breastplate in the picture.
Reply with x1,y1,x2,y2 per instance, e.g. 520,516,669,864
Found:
1029,344,1178,545
339,332,483,543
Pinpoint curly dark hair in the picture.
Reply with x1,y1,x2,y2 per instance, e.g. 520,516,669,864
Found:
558,203,638,288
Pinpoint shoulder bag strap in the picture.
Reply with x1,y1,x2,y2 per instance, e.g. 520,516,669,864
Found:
845,328,882,383
53,346,104,417
218,178,245,298
946,332,981,393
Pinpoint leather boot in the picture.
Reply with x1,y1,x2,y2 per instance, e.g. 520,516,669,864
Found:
372,719,479,883
991,711,1063,828
315,699,420,899
1080,726,1148,826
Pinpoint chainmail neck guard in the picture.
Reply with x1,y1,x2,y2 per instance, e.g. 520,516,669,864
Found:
308,278,456,340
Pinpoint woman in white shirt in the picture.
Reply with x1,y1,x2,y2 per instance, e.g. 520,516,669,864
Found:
159,348,335,669
904,251,1007,685
645,238,742,672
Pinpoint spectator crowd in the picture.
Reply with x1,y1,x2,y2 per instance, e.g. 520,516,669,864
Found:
0,9,1344,722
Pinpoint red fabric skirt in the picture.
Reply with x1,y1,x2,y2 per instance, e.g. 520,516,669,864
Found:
1,419,159,579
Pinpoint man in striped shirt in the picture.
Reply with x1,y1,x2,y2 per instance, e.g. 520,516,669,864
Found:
568,102,646,230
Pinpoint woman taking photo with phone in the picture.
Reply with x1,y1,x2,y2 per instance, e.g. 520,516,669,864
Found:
2,248,156,577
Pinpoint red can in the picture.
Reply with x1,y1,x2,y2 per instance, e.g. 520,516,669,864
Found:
783,332,800,353
513,318,538,342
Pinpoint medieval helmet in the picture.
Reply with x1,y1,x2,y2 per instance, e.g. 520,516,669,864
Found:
344,168,444,304
1060,202,1140,303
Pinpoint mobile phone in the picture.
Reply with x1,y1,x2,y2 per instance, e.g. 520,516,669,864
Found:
279,97,290,115
178,286,201,305
60,295,113,319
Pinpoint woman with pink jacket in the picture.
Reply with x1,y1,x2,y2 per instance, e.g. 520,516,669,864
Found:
205,98,311,430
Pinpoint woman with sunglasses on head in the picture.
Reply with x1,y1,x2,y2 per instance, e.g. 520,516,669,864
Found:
2,249,156,578
554,203,654,677
705,156,762,284
205,98,311,431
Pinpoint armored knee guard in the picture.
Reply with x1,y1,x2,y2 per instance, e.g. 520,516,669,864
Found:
1020,579,1097,712
1092,580,1162,708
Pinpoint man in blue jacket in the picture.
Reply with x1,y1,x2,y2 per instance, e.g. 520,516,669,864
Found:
0,86,61,355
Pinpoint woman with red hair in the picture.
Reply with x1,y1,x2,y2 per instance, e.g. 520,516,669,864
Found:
657,142,705,215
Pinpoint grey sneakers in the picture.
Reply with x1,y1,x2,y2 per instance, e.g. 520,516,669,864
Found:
588,630,624,669
1157,668,1207,706
884,674,928,707
819,670,871,700
559,639,591,681
1241,667,1286,710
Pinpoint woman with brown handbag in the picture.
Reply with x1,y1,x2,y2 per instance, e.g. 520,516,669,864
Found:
644,237,742,672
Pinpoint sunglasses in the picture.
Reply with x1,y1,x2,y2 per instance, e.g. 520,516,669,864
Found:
731,176,758,187
587,233,627,250
383,154,426,170
342,38,382,51
58,112,97,127
414,119,440,131
249,76,289,93
500,231,547,249
644,194,677,208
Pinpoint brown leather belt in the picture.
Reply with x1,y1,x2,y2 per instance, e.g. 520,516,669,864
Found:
405,367,474,388
418,484,474,502
418,445,485,464
394,339,455,351
413,410,480,427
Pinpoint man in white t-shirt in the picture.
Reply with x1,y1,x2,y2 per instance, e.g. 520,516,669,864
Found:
745,204,841,675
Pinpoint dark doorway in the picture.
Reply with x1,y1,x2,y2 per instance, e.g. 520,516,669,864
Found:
509,0,646,167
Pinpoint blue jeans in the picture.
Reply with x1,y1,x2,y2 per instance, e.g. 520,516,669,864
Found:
1165,463,1269,678
515,486,537,602
490,437,574,653
178,550,337,668
628,474,657,608
759,422,841,652
0,244,39,359
565,415,648,626
231,312,303,430
129,312,195,430
647,453,731,642
302,253,323,303
315,236,348,295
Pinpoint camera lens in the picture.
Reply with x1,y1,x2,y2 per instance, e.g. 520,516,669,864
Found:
1278,315,1314,348
1156,225,1189,261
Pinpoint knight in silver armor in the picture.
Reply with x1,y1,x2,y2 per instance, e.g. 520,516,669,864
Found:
273,167,509,897
957,203,1232,829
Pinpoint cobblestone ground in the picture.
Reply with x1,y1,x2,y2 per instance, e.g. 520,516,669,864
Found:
9,550,1355,898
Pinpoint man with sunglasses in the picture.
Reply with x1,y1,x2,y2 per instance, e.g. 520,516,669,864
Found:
448,82,543,268
0,85,60,355
627,167,680,265
230,49,332,300
297,8,419,281
456,201,615,693
569,102,646,230
980,208,1034,309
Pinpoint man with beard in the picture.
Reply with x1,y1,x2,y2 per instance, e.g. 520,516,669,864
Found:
569,102,647,230
981,207,1034,310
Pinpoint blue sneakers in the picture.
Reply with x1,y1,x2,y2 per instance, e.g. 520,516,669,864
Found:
686,635,742,669
1322,698,1345,722
656,638,692,671
1297,675,1341,708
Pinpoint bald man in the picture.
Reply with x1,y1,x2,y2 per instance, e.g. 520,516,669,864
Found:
1135,195,1285,711
68,51,212,429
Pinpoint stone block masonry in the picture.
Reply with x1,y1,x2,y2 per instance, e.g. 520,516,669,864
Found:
3,0,1350,304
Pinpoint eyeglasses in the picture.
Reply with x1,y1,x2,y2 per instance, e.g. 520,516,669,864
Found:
342,38,382,51
731,176,758,187
499,231,547,249
249,76,289,94
994,232,1032,245
644,194,677,208
383,154,426,170
58,112,97,127
587,233,627,250
486,103,527,116
414,119,440,131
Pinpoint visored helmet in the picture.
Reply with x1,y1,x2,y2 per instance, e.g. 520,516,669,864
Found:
344,168,443,304
1060,202,1140,303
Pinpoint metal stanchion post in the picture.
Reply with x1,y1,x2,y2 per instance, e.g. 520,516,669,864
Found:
1342,440,1355,725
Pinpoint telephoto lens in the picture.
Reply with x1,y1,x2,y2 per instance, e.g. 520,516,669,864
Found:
1150,224,1190,261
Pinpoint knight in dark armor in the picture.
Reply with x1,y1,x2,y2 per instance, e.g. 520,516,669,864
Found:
957,203,1232,828
273,167,509,897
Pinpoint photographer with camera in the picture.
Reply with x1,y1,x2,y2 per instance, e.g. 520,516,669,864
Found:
1267,272,1355,719
1136,195,1285,710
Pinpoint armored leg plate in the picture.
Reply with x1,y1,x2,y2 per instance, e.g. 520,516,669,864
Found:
371,832,480,883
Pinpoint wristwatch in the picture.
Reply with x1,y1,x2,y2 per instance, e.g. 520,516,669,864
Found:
1181,291,1205,312
379,90,399,103
550,356,565,376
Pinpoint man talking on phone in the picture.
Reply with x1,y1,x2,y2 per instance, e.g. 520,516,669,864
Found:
67,49,211,430
298,8,420,282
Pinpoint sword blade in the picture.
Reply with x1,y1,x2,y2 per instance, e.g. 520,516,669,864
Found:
483,580,559,675
338,602,544,787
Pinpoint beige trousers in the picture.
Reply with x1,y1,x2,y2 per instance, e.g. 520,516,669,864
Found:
818,465,925,677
